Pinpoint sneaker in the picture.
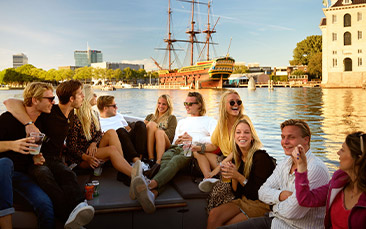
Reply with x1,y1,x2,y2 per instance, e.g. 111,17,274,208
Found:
64,201,95,229
141,161,150,171
198,178,219,193
130,160,143,200
131,175,156,214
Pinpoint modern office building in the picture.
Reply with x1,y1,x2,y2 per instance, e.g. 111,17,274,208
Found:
320,0,366,87
74,49,103,67
13,53,28,68
91,62,144,71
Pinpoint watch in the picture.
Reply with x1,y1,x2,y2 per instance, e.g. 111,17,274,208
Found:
24,121,33,126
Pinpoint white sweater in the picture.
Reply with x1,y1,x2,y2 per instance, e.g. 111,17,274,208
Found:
99,113,128,132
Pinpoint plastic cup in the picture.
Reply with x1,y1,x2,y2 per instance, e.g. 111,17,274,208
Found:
93,160,105,176
220,163,231,183
29,132,45,155
183,140,192,157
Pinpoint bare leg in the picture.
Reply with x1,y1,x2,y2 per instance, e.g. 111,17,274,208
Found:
207,202,244,229
225,212,248,226
95,146,132,176
99,129,124,157
0,215,12,229
146,122,158,160
155,129,170,164
193,152,217,178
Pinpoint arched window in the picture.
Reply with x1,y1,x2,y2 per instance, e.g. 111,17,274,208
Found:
344,32,351,45
344,58,352,71
344,14,351,27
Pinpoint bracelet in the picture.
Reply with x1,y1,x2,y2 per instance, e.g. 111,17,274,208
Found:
197,143,206,154
24,121,33,126
243,178,248,186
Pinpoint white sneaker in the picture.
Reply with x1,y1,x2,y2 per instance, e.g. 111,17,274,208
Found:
130,160,143,200
198,178,219,193
141,161,150,171
131,175,156,214
64,201,95,229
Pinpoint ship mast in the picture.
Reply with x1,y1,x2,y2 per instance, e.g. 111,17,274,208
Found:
202,1,215,61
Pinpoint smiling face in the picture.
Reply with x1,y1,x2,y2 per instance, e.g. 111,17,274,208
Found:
226,93,241,117
184,96,200,116
281,125,309,156
36,89,55,113
337,142,355,173
235,122,253,152
157,97,168,115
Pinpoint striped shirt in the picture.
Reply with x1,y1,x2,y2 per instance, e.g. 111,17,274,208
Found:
259,150,330,229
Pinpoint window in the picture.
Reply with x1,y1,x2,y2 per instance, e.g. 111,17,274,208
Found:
358,58,362,66
344,14,351,27
343,0,351,4
358,31,362,40
332,15,337,23
358,12,362,21
333,51,337,55
344,32,351,45
333,58,338,67
344,58,352,71
358,49,362,54
332,33,337,41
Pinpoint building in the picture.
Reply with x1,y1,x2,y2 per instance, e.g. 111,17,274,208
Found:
91,62,144,71
320,0,366,87
74,49,103,67
13,53,28,68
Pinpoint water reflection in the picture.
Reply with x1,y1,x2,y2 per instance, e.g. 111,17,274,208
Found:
1,87,365,173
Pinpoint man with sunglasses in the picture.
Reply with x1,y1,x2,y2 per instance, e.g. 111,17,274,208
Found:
0,82,55,228
4,80,95,229
130,91,217,213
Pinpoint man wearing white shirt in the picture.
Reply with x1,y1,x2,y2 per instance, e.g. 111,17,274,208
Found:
130,92,217,214
221,119,329,229
97,95,147,164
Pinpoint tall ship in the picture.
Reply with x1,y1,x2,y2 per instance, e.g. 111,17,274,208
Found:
152,0,235,89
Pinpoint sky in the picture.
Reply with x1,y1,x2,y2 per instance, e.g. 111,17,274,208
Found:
0,0,327,71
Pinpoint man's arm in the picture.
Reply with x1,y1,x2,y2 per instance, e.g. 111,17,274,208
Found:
0,138,36,154
4,98,39,134
268,160,330,219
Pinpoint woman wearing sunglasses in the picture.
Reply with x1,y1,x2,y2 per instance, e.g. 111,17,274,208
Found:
144,94,177,175
66,85,132,177
293,132,366,228
194,89,245,192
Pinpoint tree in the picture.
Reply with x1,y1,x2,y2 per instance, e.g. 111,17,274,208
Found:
290,35,322,66
233,65,248,74
291,70,306,76
308,52,322,79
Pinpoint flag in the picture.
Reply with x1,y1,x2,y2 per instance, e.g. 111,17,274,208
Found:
323,0,329,8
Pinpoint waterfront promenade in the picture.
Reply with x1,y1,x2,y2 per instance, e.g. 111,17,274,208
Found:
1,87,365,173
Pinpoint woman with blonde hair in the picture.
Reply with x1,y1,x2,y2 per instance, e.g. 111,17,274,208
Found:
144,94,177,167
206,117,275,228
195,89,245,192
66,85,132,177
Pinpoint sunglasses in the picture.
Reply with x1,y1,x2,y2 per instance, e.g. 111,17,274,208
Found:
42,96,55,103
229,100,242,106
184,102,199,107
106,104,117,108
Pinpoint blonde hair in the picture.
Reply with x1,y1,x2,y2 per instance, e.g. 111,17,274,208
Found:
75,84,100,141
151,94,173,123
23,82,54,107
216,90,245,151
232,116,262,178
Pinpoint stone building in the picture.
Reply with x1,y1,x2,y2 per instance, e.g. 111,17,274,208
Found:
320,0,366,87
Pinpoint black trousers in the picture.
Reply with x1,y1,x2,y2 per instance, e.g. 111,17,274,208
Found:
116,121,147,163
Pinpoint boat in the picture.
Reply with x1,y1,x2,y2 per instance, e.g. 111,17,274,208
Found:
101,85,116,91
153,0,235,89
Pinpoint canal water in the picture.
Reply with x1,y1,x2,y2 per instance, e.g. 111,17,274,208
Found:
1,87,366,173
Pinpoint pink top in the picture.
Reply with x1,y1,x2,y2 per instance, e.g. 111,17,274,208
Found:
330,190,350,229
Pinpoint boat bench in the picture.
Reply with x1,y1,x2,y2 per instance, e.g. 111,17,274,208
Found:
12,166,209,229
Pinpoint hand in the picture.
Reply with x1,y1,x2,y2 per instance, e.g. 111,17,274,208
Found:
86,142,98,157
33,153,45,165
221,161,238,179
190,144,200,152
292,144,307,173
279,190,293,201
10,137,37,154
25,124,40,136
125,125,132,132
85,154,101,169
208,166,221,178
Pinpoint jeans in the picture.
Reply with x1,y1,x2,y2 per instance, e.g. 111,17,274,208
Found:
1,158,55,228
116,121,147,162
153,145,191,193
29,159,84,222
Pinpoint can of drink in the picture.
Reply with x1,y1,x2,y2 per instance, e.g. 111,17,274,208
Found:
85,183,94,200
92,180,100,197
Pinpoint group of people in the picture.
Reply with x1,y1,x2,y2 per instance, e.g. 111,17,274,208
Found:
0,80,365,229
